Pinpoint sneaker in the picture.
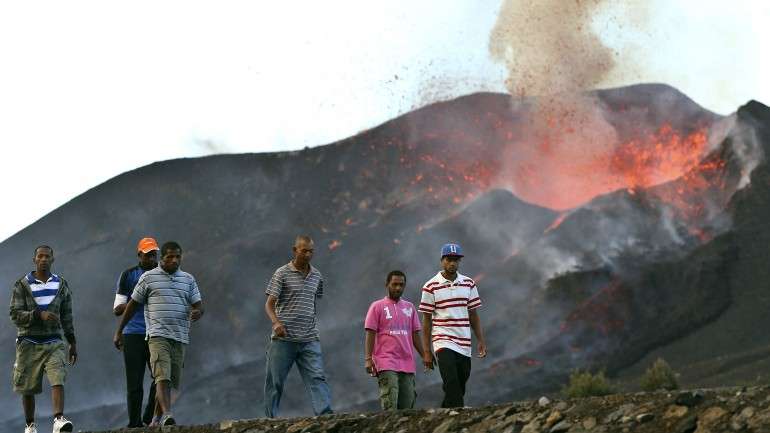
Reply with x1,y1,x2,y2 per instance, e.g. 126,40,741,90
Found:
149,415,162,427
24,423,37,433
160,413,176,426
52,416,73,433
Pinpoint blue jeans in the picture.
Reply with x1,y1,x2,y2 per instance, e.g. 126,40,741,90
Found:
264,339,333,417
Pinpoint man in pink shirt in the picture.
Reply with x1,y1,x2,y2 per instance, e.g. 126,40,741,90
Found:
364,270,431,410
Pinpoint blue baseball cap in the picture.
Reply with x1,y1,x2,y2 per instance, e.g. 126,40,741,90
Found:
440,243,464,258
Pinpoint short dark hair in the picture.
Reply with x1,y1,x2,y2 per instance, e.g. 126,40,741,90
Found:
386,270,406,285
33,245,54,257
294,235,313,245
160,241,182,256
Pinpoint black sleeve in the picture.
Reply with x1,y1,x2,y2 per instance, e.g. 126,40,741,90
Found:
116,269,130,296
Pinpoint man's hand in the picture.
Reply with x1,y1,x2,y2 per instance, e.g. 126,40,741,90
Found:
365,359,377,377
190,309,202,322
477,341,487,358
272,321,287,338
68,344,78,365
422,352,435,371
40,311,59,322
113,331,124,351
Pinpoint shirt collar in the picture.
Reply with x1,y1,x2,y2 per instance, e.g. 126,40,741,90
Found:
435,271,461,284
156,265,180,276
287,261,315,275
27,272,59,284
383,296,402,305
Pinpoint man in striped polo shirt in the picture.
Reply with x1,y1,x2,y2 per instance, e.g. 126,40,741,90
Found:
113,241,204,427
112,237,159,428
419,243,487,408
264,235,333,417
10,245,77,433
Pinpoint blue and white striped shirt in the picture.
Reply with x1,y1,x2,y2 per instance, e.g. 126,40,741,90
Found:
27,272,60,310
23,272,62,344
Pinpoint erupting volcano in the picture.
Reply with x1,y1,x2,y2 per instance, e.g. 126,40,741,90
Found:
0,84,768,431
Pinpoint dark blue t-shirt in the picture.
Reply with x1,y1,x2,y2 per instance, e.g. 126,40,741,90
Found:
116,265,148,335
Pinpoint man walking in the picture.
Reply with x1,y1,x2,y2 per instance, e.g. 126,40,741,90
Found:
364,270,430,410
112,237,159,427
113,241,204,426
419,243,486,408
10,245,77,433
264,235,333,417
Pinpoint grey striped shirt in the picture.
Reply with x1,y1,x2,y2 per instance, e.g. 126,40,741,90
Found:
266,262,324,342
131,266,202,344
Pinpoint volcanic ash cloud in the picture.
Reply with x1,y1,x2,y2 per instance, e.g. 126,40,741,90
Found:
489,0,616,97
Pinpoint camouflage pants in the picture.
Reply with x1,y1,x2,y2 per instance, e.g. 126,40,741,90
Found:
377,371,416,410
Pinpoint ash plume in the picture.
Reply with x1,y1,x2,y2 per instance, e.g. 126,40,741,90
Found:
489,0,619,97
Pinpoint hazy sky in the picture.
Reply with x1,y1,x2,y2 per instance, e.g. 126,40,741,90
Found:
1,0,768,242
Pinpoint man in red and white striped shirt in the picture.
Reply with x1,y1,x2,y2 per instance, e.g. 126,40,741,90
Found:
419,243,486,408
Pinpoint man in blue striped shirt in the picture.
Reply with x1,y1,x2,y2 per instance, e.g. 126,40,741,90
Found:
113,241,204,427
264,235,333,417
112,237,160,428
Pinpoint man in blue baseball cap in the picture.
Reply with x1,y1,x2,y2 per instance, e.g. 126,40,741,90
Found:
418,242,487,407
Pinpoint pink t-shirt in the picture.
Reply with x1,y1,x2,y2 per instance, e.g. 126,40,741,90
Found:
364,297,421,374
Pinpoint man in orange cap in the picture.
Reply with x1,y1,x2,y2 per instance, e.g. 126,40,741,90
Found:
112,237,160,427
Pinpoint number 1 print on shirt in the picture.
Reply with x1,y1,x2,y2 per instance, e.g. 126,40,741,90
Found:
384,306,393,320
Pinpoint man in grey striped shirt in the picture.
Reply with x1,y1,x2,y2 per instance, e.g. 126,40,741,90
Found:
114,241,204,427
264,235,332,417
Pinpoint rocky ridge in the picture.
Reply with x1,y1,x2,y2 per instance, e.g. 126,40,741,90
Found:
85,386,770,433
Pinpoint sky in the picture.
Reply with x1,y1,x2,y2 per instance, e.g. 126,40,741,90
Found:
0,0,768,242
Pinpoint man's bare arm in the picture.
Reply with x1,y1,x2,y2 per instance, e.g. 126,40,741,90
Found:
469,308,487,358
113,303,126,316
364,329,377,376
113,299,140,350
265,295,286,337
191,301,204,321
420,313,434,369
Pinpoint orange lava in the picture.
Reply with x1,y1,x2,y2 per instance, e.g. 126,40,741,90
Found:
544,212,569,234
507,124,711,210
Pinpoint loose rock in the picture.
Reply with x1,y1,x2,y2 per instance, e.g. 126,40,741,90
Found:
676,390,705,407
636,413,654,423
432,419,456,433
544,410,563,428
549,420,571,433
664,404,690,419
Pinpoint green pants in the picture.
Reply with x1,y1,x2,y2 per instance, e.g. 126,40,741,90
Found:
377,371,416,410
12,340,67,395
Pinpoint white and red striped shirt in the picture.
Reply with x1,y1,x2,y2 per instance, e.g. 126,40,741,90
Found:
418,271,481,357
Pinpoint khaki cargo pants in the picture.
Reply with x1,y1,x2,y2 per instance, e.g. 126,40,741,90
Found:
12,340,67,395
148,336,185,389
377,370,416,410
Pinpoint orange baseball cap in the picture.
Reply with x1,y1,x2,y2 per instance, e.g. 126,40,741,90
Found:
137,237,160,253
